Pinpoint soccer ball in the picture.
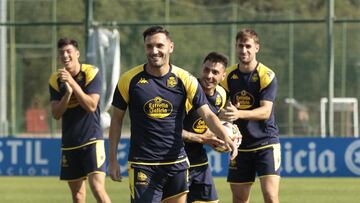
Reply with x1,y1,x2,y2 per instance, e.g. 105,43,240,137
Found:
214,121,242,152
100,111,111,129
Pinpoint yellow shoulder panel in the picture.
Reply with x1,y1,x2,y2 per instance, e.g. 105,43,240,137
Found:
171,65,199,105
257,63,275,91
82,64,99,86
215,85,227,110
49,72,60,92
118,64,144,103
221,64,238,91
185,99,193,114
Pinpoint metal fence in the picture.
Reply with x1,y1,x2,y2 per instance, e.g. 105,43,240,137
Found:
0,0,359,137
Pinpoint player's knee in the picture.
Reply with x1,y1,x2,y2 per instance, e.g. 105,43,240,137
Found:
72,190,86,202
233,193,250,203
90,184,105,195
89,185,110,202
262,192,279,203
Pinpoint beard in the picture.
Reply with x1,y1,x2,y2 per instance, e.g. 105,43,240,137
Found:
147,55,167,68
239,56,252,65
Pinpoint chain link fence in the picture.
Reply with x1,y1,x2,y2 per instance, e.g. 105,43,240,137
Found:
1,0,359,137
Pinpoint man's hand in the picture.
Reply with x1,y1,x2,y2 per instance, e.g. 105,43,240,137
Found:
58,68,75,95
228,140,238,160
108,161,122,182
219,101,240,122
202,129,225,147
58,68,76,86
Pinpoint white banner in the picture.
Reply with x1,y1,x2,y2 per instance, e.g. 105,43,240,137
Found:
87,28,121,129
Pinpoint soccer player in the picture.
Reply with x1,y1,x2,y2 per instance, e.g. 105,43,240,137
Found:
220,28,281,203
49,38,111,203
108,26,238,203
182,52,232,203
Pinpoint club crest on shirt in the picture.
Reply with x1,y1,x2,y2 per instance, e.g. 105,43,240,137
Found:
251,73,259,82
76,73,83,82
233,90,254,109
167,76,177,88
144,96,173,119
192,118,207,134
215,94,222,106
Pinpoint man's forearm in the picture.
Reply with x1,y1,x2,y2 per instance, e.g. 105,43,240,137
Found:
182,130,204,143
51,92,72,119
71,82,99,112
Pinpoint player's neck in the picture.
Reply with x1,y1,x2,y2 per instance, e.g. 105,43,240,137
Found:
239,60,258,73
203,88,215,96
67,62,81,76
146,64,170,77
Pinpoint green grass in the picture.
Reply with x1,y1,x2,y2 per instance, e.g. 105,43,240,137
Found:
0,177,359,202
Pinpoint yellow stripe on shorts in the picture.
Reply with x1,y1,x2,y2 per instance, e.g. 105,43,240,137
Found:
273,143,281,171
96,140,106,168
128,163,135,199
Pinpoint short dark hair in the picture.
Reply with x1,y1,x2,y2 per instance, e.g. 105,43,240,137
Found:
57,38,79,49
236,28,259,44
203,52,229,68
143,25,170,40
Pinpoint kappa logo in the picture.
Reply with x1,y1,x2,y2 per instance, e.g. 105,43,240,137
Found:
138,77,148,84
231,74,239,79
345,140,360,175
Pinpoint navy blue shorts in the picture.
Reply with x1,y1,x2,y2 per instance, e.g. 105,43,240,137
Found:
227,144,281,183
128,160,189,203
188,164,218,202
60,141,106,181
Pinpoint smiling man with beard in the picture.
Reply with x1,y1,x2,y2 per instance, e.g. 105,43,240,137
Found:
108,26,238,203
182,52,240,203
221,28,281,203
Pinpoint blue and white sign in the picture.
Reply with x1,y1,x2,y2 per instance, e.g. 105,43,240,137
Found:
280,138,360,177
0,138,60,176
1,137,360,177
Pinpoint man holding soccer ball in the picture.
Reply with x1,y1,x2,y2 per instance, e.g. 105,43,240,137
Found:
108,26,238,203
182,52,242,202
220,28,281,203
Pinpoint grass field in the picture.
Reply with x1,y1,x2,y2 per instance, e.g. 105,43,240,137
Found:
1,177,359,202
